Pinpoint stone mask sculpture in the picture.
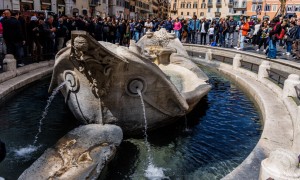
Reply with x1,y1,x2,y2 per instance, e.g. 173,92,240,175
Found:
49,29,211,134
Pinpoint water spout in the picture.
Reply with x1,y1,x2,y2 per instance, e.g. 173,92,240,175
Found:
137,89,168,179
33,81,67,145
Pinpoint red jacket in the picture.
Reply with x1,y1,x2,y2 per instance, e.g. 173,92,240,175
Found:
241,22,249,36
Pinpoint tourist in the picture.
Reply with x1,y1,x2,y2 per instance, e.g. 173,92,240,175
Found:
173,18,182,39
43,16,56,59
256,21,269,52
94,17,104,41
181,20,189,43
2,10,25,66
188,15,200,44
267,18,287,59
164,17,173,33
292,18,300,59
199,17,209,45
144,18,153,32
208,25,215,44
284,18,297,56
235,18,249,50
134,19,143,42
226,16,237,48
56,18,68,51
252,19,261,46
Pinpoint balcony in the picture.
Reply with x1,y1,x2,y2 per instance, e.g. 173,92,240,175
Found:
252,0,263,3
207,1,213,8
233,1,246,10
216,1,221,8
228,0,233,7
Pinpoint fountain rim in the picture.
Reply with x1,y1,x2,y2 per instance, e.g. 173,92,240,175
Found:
184,44,298,180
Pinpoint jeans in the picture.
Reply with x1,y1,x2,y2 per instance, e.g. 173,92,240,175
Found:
225,32,234,46
286,41,292,53
267,39,277,58
240,35,245,49
57,37,65,51
174,30,181,39
219,33,225,47
200,33,207,45
6,42,24,64
134,31,140,42
190,31,197,44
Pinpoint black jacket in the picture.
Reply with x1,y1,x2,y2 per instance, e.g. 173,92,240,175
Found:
2,17,24,43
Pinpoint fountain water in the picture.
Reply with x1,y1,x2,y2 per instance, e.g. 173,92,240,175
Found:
137,89,168,179
14,81,67,157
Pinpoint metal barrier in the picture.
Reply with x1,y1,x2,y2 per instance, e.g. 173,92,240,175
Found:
267,69,288,88
240,60,259,73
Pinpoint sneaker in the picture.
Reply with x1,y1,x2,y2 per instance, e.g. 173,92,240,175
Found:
263,49,266,53
18,63,25,67
234,46,238,49
286,52,291,56
256,49,260,52
236,48,243,50
282,52,286,55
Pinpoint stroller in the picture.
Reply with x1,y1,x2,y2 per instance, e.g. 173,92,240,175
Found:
244,28,254,44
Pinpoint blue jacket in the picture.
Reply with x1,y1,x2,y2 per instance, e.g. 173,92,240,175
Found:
164,20,173,32
188,19,200,32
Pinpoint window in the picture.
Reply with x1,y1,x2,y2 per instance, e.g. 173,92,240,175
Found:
173,3,177,10
193,3,198,8
201,3,206,8
229,8,233,13
217,8,220,12
202,0,205,2
180,3,185,8
208,8,211,12
200,12,204,16
193,12,196,15
187,12,190,15
187,3,191,8
181,12,183,15
103,0,106,3
272,5,277,11
252,4,256,11
265,4,270,11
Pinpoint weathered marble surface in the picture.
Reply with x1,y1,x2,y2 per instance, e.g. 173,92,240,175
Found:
49,29,211,134
18,124,123,180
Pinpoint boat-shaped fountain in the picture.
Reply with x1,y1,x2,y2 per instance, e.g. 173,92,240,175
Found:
49,29,211,134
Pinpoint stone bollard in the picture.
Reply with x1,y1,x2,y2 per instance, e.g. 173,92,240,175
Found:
205,49,212,61
3,54,17,72
283,74,300,98
259,148,300,180
258,60,271,81
232,54,242,69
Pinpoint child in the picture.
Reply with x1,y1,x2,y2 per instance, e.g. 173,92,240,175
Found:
208,25,215,44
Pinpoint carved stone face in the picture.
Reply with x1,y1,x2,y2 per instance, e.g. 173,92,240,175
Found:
74,36,89,52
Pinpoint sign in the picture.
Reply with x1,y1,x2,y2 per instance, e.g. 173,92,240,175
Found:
12,0,21,10
215,12,221,17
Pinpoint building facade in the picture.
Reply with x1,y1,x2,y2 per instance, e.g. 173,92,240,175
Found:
1,0,157,19
170,0,207,19
246,0,300,20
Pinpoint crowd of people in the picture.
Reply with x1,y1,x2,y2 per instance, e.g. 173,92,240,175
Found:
0,9,300,68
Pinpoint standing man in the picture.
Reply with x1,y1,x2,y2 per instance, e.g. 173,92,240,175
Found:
2,10,25,66
199,17,209,45
188,15,200,44
236,18,249,50
226,16,237,48
144,18,153,32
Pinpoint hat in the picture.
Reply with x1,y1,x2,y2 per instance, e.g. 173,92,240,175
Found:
31,16,38,21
